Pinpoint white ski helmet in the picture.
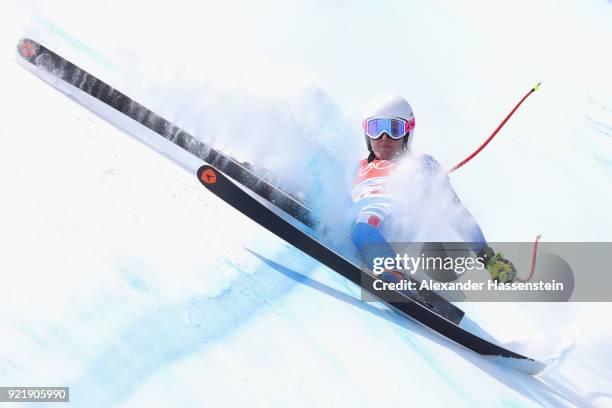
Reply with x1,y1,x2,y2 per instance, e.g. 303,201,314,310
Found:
362,93,415,159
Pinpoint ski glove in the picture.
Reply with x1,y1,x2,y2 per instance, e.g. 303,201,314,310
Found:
479,246,517,283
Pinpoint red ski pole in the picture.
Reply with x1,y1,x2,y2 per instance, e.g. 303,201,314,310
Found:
449,82,541,173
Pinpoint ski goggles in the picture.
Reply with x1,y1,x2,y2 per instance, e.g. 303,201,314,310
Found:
362,116,415,140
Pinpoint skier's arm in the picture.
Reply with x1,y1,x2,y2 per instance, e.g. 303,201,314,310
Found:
438,173,518,283
352,175,518,282
351,221,396,271
422,155,487,254
349,160,397,271
441,177,487,254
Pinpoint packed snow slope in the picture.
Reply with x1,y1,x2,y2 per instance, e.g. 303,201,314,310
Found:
2,0,612,407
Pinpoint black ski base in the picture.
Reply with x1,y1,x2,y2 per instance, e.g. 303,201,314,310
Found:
197,164,542,371
17,38,315,229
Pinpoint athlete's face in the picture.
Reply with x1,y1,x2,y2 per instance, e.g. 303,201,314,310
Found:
371,132,404,160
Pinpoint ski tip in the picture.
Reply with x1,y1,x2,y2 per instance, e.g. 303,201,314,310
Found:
17,38,40,59
489,355,547,376
197,165,218,185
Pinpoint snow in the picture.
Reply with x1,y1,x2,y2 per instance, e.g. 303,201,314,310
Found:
1,0,612,406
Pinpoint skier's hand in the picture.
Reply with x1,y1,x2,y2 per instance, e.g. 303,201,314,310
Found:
479,246,517,283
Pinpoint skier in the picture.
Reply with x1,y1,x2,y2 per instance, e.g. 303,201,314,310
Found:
351,93,517,283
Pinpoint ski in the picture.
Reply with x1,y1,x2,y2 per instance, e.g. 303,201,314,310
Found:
197,164,544,374
16,38,316,229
